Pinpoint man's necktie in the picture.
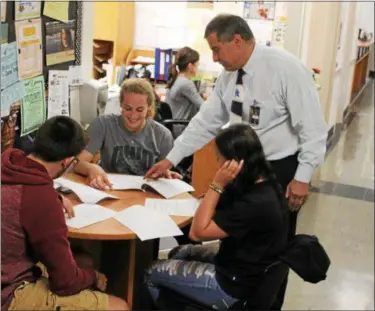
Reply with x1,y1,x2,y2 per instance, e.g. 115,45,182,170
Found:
231,68,245,117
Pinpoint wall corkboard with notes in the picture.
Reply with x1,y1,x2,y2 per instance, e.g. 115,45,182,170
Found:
1,1,82,152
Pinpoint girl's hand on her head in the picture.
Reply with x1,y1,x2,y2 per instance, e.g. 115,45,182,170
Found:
213,159,244,189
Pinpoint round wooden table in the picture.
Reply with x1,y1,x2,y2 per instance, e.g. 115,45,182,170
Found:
63,173,193,309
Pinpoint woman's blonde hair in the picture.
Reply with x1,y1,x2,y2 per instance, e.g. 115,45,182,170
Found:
119,78,155,118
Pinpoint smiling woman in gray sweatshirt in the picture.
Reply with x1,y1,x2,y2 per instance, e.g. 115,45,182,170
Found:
166,47,204,137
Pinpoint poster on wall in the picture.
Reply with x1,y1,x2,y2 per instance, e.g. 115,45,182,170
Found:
1,42,19,90
15,18,43,80
1,23,8,43
15,2,41,21
272,17,287,47
243,1,276,20
1,81,25,118
45,20,76,66
20,75,46,136
47,70,70,118
43,1,69,23
1,1,6,22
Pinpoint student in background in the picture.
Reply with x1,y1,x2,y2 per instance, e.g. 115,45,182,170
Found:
74,78,178,190
166,47,204,137
145,124,288,310
1,116,128,311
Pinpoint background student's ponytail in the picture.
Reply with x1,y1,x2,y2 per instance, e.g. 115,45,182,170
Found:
166,63,179,89
166,47,200,89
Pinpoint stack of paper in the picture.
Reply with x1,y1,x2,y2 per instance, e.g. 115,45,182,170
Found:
66,204,116,229
54,178,119,204
145,198,199,217
114,205,183,241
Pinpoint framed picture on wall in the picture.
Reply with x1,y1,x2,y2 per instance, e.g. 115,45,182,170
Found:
243,1,276,21
45,20,76,66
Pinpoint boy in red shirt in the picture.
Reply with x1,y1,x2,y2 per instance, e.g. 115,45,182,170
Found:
1,116,128,310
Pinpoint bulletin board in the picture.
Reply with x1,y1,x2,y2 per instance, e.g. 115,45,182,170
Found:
1,1,83,152
1,1,82,83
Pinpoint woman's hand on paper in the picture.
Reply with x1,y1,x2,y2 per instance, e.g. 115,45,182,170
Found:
87,164,112,190
213,160,244,189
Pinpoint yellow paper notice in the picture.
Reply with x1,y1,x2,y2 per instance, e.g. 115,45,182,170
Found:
43,1,69,23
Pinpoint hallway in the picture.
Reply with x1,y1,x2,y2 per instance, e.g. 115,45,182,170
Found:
284,81,374,310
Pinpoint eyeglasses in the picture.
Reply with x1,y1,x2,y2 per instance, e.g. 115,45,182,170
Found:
66,157,79,169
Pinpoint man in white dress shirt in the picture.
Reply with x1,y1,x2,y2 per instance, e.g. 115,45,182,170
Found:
146,14,328,308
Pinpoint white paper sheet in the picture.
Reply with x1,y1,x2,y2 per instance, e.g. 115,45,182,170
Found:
145,178,195,199
66,203,116,229
106,174,144,190
69,65,84,86
54,177,119,204
114,205,183,241
145,198,199,217
48,70,70,118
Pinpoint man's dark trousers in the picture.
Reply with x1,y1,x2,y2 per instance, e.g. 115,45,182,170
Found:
269,153,300,310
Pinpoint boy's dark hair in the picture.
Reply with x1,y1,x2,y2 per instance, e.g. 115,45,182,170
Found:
32,116,85,162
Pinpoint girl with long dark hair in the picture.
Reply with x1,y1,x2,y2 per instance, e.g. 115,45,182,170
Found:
145,124,289,309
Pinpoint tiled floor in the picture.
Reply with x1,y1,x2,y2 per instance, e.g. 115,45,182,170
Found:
159,81,374,310
284,81,374,310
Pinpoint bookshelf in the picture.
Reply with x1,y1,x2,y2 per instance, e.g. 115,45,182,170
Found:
93,40,113,80
93,2,135,84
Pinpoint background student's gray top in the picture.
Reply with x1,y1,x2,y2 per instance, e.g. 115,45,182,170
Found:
86,114,173,176
166,43,328,184
166,76,204,137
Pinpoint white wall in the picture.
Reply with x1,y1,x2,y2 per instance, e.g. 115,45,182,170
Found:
134,1,303,76
299,1,342,126
81,2,94,81
356,1,374,34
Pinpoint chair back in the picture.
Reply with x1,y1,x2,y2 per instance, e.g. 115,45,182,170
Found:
232,262,289,310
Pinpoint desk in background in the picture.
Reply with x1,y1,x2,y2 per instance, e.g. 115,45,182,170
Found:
64,173,192,309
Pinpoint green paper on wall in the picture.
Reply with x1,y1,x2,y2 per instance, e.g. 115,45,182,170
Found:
21,75,46,136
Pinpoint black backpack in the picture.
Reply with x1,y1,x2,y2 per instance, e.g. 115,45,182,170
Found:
279,234,331,284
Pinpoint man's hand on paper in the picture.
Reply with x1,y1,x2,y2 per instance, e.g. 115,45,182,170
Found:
60,194,75,218
165,169,182,180
88,164,113,190
144,159,173,179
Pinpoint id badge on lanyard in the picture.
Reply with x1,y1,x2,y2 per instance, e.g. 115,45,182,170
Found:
249,100,261,126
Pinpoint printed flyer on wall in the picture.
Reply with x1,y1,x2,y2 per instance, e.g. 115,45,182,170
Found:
1,42,19,90
15,1,41,21
15,18,43,80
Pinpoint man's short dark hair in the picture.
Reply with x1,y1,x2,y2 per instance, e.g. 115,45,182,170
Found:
32,116,85,162
204,14,254,42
